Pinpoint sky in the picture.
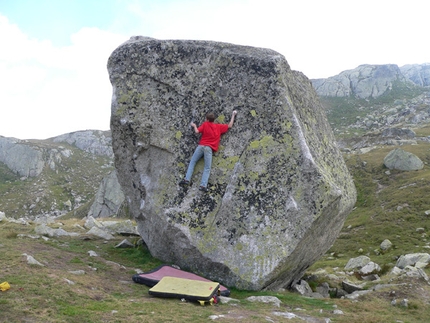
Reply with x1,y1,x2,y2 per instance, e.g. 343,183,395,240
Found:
0,0,429,140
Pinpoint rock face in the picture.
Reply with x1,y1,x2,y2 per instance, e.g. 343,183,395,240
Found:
383,148,424,171
312,64,411,99
52,130,113,158
400,63,430,87
107,37,356,290
88,170,125,218
0,136,52,177
0,130,113,178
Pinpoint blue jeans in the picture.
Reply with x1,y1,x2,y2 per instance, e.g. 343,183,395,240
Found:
185,145,213,187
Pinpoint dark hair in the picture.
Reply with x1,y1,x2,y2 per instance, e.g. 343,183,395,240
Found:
206,112,215,122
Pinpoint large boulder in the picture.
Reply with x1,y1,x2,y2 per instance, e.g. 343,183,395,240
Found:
107,37,357,290
383,148,423,171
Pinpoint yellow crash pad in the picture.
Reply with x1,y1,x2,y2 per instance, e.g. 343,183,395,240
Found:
149,276,219,301
0,282,10,292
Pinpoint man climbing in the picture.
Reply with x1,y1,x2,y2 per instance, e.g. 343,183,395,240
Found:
179,110,237,192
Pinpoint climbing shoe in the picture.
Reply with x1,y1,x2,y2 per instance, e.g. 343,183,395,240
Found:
179,179,190,186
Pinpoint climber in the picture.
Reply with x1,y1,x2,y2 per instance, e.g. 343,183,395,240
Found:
179,110,237,192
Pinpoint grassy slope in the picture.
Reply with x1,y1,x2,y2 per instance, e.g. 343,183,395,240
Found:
1,218,428,323
314,143,430,267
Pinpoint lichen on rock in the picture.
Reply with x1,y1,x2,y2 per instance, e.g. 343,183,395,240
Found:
107,37,356,290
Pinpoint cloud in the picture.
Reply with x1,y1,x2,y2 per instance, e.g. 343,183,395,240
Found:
0,14,128,139
1,0,429,139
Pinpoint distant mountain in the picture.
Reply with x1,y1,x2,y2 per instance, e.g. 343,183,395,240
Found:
311,64,426,99
400,63,430,87
0,130,117,219
311,63,430,143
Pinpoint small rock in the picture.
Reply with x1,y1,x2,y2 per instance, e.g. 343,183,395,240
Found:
88,250,99,257
64,279,75,285
344,255,371,270
115,239,134,248
246,296,281,307
380,239,392,251
342,281,364,294
68,270,86,275
22,253,44,266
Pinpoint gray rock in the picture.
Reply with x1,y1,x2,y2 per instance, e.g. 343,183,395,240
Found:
0,136,45,177
344,255,371,271
396,253,430,269
362,274,380,281
342,281,364,294
383,148,423,171
381,128,415,139
344,290,372,300
34,224,79,237
86,226,115,240
219,296,240,304
108,37,356,290
246,296,281,307
291,280,313,296
115,239,135,248
358,261,381,275
400,298,409,308
335,288,348,298
380,239,392,251
88,250,99,257
84,216,102,229
68,270,86,275
315,282,330,298
22,253,44,266
88,170,125,218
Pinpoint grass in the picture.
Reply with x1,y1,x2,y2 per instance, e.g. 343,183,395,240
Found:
321,144,430,265
1,139,430,322
0,219,332,323
1,212,429,322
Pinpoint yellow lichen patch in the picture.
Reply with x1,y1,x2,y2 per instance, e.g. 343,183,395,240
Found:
216,114,226,123
214,155,240,171
249,135,275,150
175,131,182,140
250,110,257,117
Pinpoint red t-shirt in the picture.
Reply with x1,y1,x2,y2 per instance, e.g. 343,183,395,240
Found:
198,121,229,152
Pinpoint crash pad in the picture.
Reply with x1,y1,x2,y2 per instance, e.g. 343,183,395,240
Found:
132,264,230,296
149,276,219,302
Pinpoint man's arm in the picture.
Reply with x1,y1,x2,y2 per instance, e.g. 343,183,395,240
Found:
191,122,200,134
228,110,237,128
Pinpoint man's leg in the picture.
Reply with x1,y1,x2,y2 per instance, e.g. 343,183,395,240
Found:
200,146,213,188
184,145,204,182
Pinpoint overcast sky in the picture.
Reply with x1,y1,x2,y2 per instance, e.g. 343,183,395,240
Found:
1,0,429,139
